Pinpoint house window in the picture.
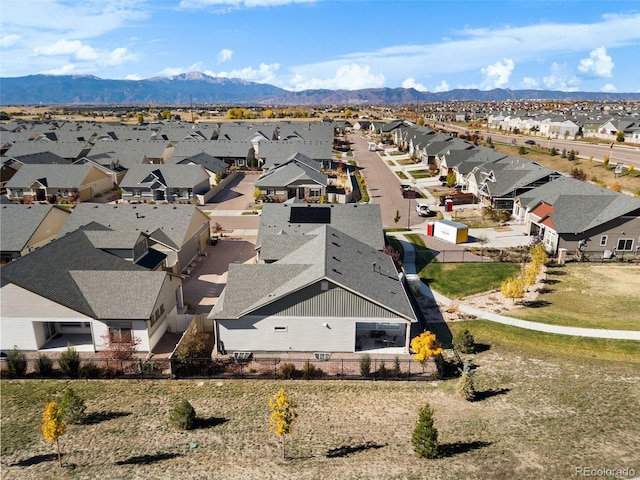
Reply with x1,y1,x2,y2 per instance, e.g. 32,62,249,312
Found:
274,326,287,332
600,235,608,247
108,322,133,343
133,189,141,197
617,239,633,251
309,188,321,198
266,189,276,196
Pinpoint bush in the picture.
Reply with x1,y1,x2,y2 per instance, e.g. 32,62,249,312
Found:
279,363,298,379
393,356,402,377
359,354,371,378
377,360,388,379
550,147,558,156
456,371,476,401
302,362,318,380
59,387,87,424
453,329,476,354
35,354,54,376
7,348,27,377
169,399,196,430
79,362,108,379
59,347,81,378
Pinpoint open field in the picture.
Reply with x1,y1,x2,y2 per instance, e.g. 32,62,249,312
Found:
505,264,640,331
2,334,639,480
419,262,522,298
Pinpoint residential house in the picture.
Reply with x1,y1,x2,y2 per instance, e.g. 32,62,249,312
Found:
209,225,419,355
0,204,71,264
0,228,183,354
57,203,211,274
513,177,640,255
119,164,210,203
5,163,114,203
254,153,327,203
166,152,228,187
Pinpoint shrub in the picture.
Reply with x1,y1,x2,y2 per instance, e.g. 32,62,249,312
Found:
79,362,107,379
359,354,371,378
412,403,439,458
568,150,576,161
169,399,196,430
561,148,567,158
377,360,388,379
393,356,402,377
59,347,81,378
35,354,54,376
453,329,476,354
550,147,558,156
59,387,87,424
7,348,27,377
279,363,298,380
301,362,318,380
456,371,476,401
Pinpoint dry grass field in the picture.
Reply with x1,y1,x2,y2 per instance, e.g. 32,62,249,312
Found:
2,332,639,480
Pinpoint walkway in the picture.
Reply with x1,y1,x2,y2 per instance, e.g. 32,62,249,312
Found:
396,236,640,341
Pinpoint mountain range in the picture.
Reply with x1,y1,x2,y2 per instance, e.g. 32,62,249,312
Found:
1,72,639,106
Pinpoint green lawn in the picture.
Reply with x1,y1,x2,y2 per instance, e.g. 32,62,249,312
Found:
419,262,521,299
505,264,640,330
406,169,432,179
395,171,408,180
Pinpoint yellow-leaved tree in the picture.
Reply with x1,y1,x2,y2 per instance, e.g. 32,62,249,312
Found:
501,276,527,304
41,401,66,467
269,388,298,460
530,244,548,267
410,331,442,370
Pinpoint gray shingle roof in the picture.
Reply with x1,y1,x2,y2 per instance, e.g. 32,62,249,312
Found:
119,164,209,189
1,228,157,318
0,204,70,253
257,203,385,251
211,225,417,322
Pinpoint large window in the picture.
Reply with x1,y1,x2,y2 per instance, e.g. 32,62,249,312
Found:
617,239,633,251
109,322,133,343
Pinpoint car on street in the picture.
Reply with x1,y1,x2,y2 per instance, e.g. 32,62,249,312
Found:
415,204,432,217
524,139,536,145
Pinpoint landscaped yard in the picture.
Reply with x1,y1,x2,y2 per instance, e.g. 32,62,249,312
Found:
406,169,432,179
2,336,638,480
505,263,640,331
419,262,522,299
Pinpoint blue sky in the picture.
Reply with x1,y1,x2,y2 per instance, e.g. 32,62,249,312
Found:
1,0,639,93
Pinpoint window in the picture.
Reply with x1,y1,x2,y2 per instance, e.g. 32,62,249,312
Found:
266,189,276,196
109,322,133,343
617,239,633,251
309,188,321,198
600,235,608,247
274,326,287,332
133,189,141,197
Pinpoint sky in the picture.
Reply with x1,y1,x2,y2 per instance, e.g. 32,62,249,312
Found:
1,0,639,93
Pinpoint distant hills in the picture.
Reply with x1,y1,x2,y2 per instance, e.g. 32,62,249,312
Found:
1,72,639,106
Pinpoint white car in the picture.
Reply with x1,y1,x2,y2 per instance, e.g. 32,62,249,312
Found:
415,204,431,217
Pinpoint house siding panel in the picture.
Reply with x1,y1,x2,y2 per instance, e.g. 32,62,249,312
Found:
253,282,399,318
218,315,357,353
24,207,70,253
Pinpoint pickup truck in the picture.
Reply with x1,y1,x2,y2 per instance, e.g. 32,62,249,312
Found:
415,204,431,217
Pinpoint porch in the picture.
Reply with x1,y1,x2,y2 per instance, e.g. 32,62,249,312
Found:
40,333,95,353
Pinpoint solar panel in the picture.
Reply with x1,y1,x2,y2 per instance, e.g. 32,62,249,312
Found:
289,206,331,224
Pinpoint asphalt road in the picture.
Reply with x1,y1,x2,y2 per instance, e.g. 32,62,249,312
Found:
348,132,421,229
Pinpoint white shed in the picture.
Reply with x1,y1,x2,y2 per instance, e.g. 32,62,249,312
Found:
433,219,468,244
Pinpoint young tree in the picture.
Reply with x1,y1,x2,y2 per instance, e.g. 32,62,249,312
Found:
609,181,622,193
530,244,548,268
7,348,27,377
568,150,576,161
41,402,66,467
501,276,527,304
59,347,81,378
410,331,443,369
59,387,87,424
550,147,558,156
269,388,298,460
359,353,372,378
452,329,476,354
457,370,476,401
412,402,438,458
616,131,625,143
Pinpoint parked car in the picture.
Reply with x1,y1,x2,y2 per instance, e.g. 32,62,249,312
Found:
415,204,431,217
524,140,536,145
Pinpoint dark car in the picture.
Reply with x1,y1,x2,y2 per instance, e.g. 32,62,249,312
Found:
524,140,535,145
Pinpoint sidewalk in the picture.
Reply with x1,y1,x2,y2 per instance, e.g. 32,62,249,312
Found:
395,235,640,341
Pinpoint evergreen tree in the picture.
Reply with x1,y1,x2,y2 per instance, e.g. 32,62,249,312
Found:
59,387,87,424
412,403,439,458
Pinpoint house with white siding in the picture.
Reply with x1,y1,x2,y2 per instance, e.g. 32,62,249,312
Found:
0,228,183,354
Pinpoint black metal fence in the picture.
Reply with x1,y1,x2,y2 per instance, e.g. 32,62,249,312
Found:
1,355,443,382
414,248,531,265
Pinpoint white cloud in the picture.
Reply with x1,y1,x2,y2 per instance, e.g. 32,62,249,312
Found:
180,0,317,9
287,63,385,91
1,34,21,47
543,63,580,91
159,62,206,77
217,49,234,63
41,64,75,75
480,58,514,89
34,39,98,60
578,47,614,77
601,83,617,92
520,77,539,89
100,47,136,67
124,73,143,80
402,78,427,91
208,62,280,83
433,80,450,93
